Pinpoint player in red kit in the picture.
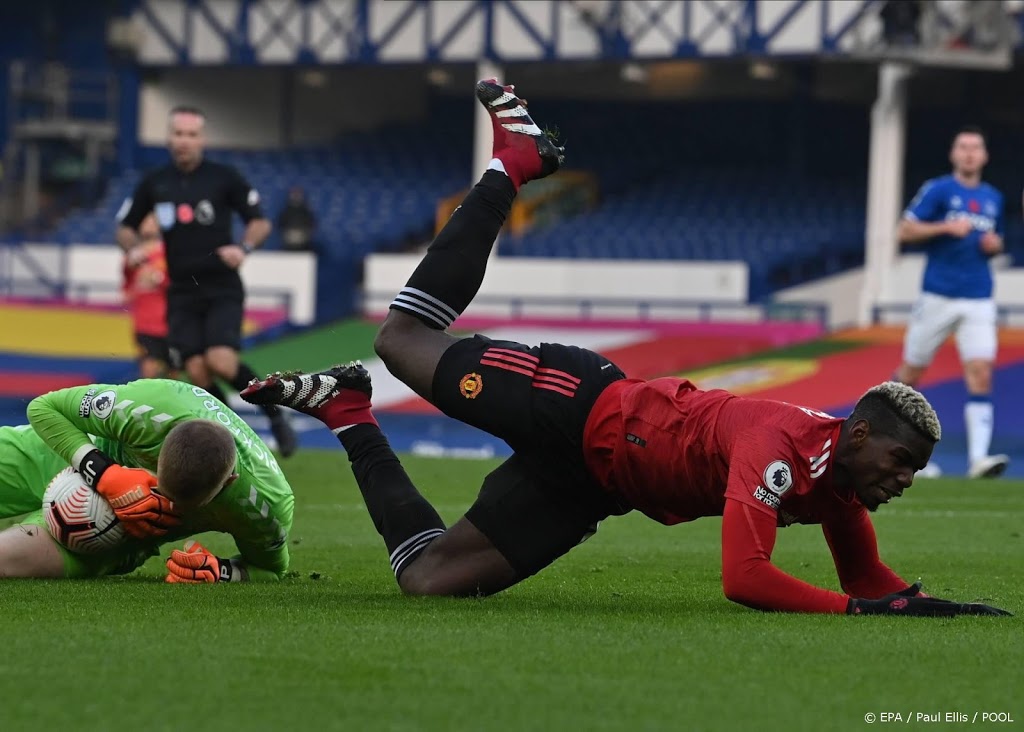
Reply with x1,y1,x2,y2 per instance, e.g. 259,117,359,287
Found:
123,214,175,378
583,377,932,613
242,80,1010,617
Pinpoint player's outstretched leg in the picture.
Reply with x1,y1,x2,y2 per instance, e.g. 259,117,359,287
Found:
374,79,564,402
242,364,445,582
242,364,519,595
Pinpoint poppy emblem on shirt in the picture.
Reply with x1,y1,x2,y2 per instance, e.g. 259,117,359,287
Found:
177,203,194,224
763,460,793,496
459,373,483,399
968,199,980,213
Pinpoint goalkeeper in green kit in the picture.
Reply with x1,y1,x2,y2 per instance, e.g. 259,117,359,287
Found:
0,379,294,582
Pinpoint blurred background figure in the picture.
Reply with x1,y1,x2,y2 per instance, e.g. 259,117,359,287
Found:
122,213,174,379
115,106,298,457
880,0,922,48
894,127,1009,479
277,186,317,252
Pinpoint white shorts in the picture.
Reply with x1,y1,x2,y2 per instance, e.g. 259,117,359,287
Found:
902,292,998,367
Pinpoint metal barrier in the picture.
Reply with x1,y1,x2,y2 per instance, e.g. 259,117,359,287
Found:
367,291,830,330
1,242,317,324
0,241,66,297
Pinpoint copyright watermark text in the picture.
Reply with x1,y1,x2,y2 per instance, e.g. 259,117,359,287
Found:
864,712,1016,724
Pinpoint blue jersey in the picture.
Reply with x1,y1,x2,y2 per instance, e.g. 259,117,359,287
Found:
903,174,1003,299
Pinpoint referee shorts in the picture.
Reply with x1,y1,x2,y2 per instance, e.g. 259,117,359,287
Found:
166,286,244,364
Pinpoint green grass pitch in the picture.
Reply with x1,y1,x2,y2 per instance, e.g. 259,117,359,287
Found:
1,451,1020,732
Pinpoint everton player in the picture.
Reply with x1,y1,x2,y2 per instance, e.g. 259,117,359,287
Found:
895,126,1008,479
243,82,1009,617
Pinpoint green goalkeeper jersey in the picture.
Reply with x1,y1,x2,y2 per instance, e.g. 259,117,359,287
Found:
0,424,70,516
25,379,295,579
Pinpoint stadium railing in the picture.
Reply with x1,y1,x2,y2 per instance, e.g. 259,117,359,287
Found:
366,292,829,331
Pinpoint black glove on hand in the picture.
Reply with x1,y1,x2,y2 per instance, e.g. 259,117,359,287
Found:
848,583,1012,617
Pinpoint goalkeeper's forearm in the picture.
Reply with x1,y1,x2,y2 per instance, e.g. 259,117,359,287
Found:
26,391,95,467
229,556,284,582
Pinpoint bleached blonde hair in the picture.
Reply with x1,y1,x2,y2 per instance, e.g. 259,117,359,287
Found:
852,381,941,442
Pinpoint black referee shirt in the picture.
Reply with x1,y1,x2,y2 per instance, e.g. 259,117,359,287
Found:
118,159,265,289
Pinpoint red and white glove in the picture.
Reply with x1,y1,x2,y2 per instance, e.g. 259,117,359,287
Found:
165,541,236,584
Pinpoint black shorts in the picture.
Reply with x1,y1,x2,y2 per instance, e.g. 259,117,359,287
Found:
432,335,629,578
166,286,244,362
134,333,171,364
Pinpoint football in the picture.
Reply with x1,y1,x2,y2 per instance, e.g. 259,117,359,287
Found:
43,467,128,554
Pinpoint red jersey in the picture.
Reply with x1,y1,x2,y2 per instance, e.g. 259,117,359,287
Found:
123,242,168,337
583,378,909,613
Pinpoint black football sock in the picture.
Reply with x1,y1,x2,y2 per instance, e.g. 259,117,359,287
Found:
338,424,446,580
389,170,515,329
232,362,282,419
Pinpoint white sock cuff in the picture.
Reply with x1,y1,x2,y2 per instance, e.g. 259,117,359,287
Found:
964,399,994,463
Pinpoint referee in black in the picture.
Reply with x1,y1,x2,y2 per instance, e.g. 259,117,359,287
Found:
115,105,297,456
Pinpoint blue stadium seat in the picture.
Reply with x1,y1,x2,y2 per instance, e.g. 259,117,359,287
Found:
47,98,1024,297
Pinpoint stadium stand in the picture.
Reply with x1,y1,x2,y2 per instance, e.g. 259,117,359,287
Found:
50,118,473,255
44,96,1024,303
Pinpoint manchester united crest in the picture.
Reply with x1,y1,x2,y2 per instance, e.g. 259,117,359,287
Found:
459,373,483,399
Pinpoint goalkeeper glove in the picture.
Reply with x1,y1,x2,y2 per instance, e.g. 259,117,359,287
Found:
165,541,240,584
82,449,180,539
848,583,1012,617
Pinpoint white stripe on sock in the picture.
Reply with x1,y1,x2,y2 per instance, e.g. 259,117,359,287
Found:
391,536,438,573
389,528,444,563
391,296,452,329
392,535,444,575
487,158,508,175
400,287,460,321
392,302,449,328
390,528,445,571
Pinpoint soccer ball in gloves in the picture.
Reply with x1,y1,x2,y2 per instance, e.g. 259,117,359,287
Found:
43,467,128,554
